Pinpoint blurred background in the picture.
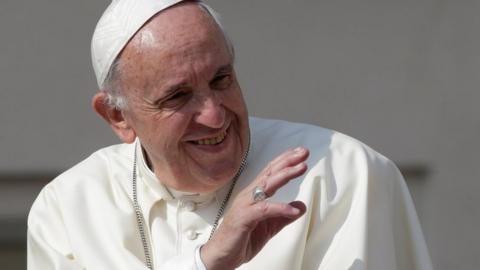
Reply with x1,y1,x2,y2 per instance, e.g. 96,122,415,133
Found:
1,0,479,269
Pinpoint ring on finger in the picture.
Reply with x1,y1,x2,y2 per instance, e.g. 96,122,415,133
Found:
252,186,267,202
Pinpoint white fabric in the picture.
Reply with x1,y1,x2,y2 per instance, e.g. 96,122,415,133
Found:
91,0,185,88
195,245,207,270
27,117,433,270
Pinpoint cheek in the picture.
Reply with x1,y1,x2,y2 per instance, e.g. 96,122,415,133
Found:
222,87,248,113
125,110,173,146
149,113,191,145
141,119,184,163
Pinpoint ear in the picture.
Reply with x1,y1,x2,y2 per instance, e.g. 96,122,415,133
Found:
92,92,136,143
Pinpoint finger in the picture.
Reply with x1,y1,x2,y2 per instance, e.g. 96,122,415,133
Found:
259,147,309,178
260,202,307,236
289,201,307,215
269,147,309,173
250,148,309,194
251,200,307,221
261,162,308,197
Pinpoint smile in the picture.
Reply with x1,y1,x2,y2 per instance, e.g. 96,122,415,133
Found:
192,131,227,145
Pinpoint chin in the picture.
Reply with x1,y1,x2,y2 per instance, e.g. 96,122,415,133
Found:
196,164,238,190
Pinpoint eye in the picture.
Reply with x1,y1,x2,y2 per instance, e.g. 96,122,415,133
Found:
158,90,192,110
210,74,233,90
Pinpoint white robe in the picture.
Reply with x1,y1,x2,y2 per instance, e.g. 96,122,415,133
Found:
27,117,433,269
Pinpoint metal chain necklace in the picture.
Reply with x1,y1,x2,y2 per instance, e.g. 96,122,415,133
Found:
132,141,249,270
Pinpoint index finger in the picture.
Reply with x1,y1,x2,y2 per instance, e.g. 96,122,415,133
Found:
249,147,310,197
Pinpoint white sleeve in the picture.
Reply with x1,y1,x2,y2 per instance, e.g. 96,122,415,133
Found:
194,245,208,270
153,245,207,270
151,249,204,270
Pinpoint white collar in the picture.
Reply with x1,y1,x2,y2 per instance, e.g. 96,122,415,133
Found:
134,139,222,210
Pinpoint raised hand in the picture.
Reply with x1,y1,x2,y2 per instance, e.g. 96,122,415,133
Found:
201,147,310,270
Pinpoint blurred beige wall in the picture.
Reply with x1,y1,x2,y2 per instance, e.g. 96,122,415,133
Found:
1,0,479,269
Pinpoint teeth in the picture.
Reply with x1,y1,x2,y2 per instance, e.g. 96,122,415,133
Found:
194,131,226,145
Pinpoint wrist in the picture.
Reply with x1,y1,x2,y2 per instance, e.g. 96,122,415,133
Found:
200,241,237,270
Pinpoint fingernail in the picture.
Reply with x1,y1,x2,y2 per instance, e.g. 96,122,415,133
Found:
294,147,304,153
290,207,300,215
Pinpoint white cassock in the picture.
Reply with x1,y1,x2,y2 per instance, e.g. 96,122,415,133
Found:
27,117,433,270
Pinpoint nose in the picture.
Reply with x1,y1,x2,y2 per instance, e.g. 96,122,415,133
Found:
194,92,225,129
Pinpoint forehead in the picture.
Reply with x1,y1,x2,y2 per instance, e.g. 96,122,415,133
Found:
132,3,220,51
116,3,230,93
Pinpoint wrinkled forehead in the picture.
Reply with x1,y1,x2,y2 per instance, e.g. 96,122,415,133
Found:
114,4,232,96
117,3,228,81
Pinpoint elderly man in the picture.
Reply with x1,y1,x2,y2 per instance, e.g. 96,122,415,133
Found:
27,0,432,269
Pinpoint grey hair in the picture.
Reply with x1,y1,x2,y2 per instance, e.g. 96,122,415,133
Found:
102,1,234,110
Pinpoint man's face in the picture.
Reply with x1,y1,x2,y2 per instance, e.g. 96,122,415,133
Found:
116,3,249,193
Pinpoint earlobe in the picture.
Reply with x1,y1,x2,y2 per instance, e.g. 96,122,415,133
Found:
92,92,137,143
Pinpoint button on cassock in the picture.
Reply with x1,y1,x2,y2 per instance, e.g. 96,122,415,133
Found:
185,230,198,240
183,201,196,211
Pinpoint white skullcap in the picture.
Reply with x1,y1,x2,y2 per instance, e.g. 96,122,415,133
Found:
91,0,186,88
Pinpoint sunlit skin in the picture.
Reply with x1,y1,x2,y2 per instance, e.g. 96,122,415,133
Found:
97,3,250,193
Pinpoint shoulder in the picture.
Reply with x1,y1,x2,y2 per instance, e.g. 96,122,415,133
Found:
29,143,134,222
249,116,332,140
246,117,402,210
249,116,392,167
50,142,133,188
248,116,400,196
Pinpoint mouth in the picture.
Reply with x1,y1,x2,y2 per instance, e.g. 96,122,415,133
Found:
190,130,227,145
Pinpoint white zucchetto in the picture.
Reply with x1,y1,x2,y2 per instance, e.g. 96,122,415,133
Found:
91,0,185,88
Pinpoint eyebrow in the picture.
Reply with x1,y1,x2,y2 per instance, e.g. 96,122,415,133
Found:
215,64,233,75
146,82,189,106
149,64,234,105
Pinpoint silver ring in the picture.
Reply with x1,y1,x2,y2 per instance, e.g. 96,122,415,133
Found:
252,186,267,202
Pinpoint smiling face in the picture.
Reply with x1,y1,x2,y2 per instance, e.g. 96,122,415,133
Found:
114,3,249,193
